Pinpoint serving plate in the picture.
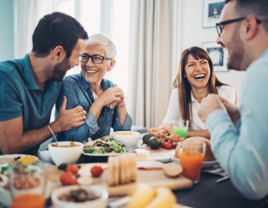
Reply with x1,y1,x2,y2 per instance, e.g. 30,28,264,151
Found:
82,149,126,157
147,153,172,163
0,154,38,165
167,150,218,169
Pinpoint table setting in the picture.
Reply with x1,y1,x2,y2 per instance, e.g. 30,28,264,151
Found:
0,122,268,208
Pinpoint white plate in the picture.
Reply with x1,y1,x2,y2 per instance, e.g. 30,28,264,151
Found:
167,150,218,169
148,153,172,163
0,154,38,164
82,149,126,157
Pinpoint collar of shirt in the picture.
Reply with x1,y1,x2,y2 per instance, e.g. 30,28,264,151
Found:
22,54,40,90
78,71,109,92
191,91,211,103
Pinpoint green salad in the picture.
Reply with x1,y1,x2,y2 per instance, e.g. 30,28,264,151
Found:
83,137,125,154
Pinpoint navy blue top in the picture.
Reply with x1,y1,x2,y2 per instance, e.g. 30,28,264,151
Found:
52,72,132,143
0,54,62,154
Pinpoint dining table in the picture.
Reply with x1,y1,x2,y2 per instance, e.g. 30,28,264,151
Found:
1,138,268,208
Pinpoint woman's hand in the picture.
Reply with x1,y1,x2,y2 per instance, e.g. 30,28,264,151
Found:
97,87,124,107
159,123,174,134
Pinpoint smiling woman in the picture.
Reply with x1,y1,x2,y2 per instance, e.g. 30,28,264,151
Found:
51,34,132,144
160,47,236,139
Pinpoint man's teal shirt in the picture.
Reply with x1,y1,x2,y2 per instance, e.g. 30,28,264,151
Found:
0,54,62,154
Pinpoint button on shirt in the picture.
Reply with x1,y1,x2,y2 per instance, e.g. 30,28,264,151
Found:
163,85,236,130
0,54,62,155
206,49,268,200
52,72,132,143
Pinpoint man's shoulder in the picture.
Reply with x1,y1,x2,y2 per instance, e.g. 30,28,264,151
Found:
0,59,24,84
0,59,23,76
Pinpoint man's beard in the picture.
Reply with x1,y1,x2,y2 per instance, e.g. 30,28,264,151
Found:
51,57,71,81
226,26,245,71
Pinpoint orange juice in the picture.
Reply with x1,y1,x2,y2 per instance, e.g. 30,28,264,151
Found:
179,152,204,180
12,193,45,208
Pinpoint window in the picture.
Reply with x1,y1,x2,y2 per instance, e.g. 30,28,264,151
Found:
44,0,130,121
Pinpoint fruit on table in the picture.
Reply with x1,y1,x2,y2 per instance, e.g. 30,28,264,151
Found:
90,165,104,177
142,134,154,145
66,165,79,174
148,136,161,149
144,186,176,208
60,172,78,186
127,183,156,208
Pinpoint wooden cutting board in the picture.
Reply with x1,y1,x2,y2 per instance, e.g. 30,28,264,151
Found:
46,163,193,196
138,139,174,153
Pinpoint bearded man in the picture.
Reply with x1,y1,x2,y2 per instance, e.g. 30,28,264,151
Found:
198,0,268,200
0,12,88,155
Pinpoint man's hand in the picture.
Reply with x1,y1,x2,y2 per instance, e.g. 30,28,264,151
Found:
54,96,87,132
219,96,241,123
198,94,226,123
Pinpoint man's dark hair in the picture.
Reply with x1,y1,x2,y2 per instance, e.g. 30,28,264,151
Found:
225,0,268,33
32,12,88,58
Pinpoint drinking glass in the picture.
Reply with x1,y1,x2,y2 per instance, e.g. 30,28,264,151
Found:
9,165,46,208
177,141,206,183
173,119,189,138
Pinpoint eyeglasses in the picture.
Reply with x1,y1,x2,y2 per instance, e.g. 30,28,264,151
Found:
79,54,112,64
216,17,262,36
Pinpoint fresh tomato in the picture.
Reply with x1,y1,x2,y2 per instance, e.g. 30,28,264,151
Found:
164,142,172,149
60,172,78,186
91,166,104,177
172,142,178,149
160,140,166,148
66,165,79,174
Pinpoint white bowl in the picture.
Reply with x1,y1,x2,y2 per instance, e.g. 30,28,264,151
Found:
51,185,108,208
113,131,140,152
48,142,83,165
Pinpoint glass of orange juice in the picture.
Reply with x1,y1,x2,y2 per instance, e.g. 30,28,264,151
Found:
177,141,206,183
9,164,46,208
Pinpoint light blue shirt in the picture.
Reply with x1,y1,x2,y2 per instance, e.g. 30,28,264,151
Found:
206,49,268,200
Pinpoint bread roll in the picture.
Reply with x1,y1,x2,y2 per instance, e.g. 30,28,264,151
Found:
178,137,216,161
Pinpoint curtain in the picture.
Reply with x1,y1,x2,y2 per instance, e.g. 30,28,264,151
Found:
128,0,181,128
14,0,44,59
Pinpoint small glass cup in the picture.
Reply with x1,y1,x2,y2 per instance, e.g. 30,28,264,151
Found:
9,165,46,208
173,119,189,138
177,141,206,183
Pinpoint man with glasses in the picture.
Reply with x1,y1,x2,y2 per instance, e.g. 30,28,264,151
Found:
51,34,132,144
198,0,268,200
0,12,88,155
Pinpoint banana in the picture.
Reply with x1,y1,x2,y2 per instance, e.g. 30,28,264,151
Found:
127,183,156,208
144,186,176,208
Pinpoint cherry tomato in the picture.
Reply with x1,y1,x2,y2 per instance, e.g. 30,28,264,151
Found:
172,142,178,149
60,172,78,186
66,165,79,174
160,140,166,148
91,166,104,177
164,142,172,149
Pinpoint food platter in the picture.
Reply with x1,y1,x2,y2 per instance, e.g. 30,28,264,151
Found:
145,153,172,163
0,154,38,165
82,149,126,157
167,150,218,169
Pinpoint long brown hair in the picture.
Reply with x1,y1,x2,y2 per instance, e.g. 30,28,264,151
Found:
173,47,228,124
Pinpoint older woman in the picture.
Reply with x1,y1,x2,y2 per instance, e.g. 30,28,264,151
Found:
52,34,132,143
160,47,236,138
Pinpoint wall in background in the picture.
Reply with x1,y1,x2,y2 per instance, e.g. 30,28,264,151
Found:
0,0,14,61
180,0,245,104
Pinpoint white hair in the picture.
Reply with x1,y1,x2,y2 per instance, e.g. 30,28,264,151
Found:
86,34,117,60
